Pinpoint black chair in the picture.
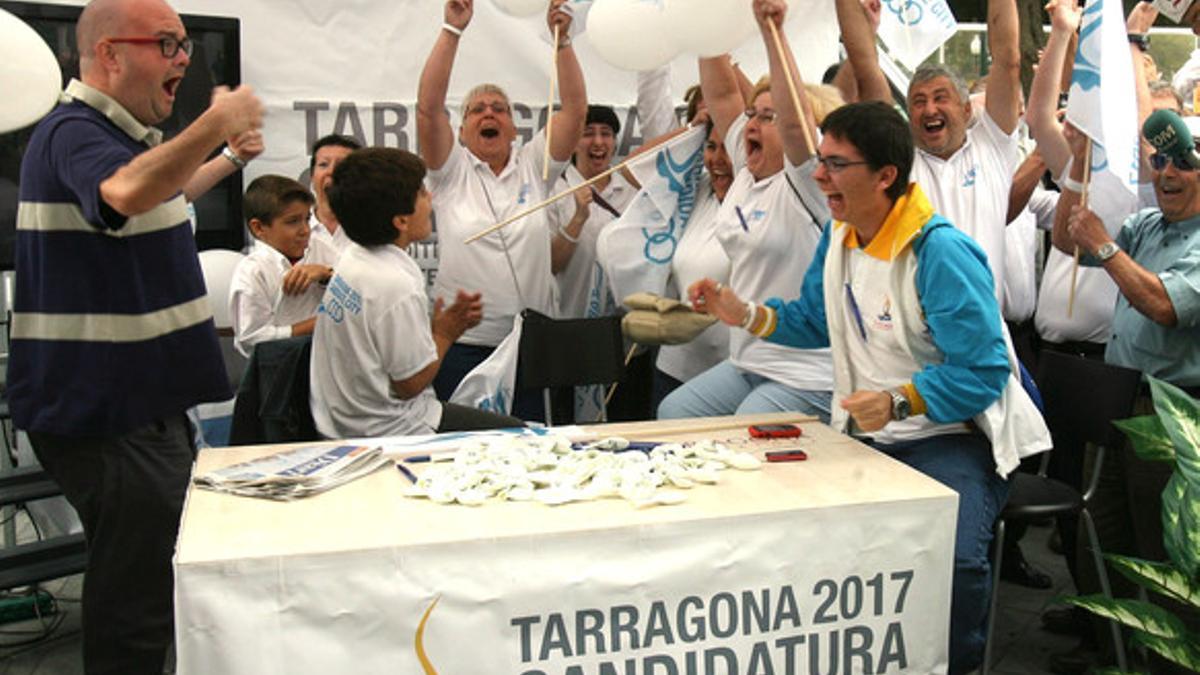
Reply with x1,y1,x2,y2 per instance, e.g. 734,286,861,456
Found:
0,467,87,590
981,351,1142,674
517,310,626,423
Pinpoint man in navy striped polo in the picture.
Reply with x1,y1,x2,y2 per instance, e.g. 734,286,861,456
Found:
7,0,263,672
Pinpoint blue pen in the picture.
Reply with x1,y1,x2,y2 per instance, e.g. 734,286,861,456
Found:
735,206,749,232
844,283,868,342
396,463,419,484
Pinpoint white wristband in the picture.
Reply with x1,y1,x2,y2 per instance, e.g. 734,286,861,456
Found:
741,301,757,330
557,224,579,244
1058,158,1084,193
442,22,463,37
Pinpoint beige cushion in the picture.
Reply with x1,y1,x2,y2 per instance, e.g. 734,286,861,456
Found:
621,293,718,345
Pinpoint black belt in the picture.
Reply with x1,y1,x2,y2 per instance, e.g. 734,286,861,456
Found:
1040,339,1107,359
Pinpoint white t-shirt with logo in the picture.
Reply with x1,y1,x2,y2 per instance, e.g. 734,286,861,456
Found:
310,243,442,439
427,133,565,346
911,112,1019,300
717,114,833,391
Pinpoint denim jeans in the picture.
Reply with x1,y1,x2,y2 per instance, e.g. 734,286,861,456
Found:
868,432,1010,675
655,359,831,423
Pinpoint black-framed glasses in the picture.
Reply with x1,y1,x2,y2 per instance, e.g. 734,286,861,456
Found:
107,35,194,59
815,153,871,173
467,101,511,116
744,108,778,125
1149,152,1197,172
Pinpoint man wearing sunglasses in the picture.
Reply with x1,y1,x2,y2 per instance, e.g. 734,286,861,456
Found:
1054,115,1200,393
8,0,263,673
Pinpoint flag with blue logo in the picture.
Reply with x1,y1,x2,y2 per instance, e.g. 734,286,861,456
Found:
1066,0,1139,219
449,313,524,415
876,0,958,71
596,125,706,310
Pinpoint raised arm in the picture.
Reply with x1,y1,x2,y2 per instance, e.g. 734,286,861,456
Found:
755,0,818,164
699,55,746,146
1025,0,1080,175
182,129,263,202
835,0,890,103
99,85,262,217
547,0,587,162
1128,1,1160,182
984,0,1022,134
1051,123,1088,254
417,0,472,172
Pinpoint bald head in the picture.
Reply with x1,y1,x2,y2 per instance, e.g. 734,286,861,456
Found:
77,0,178,71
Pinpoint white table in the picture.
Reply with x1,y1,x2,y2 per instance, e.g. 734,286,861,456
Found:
174,413,957,674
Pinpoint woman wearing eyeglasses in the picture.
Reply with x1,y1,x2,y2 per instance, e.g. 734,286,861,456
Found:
657,0,835,423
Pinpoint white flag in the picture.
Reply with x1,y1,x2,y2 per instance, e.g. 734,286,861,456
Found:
596,125,706,309
876,0,957,72
1066,0,1139,220
449,314,524,415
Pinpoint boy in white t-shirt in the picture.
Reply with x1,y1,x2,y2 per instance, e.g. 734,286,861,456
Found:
229,175,338,357
309,148,523,438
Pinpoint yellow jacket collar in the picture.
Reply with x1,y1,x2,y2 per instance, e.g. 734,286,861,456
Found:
839,183,934,261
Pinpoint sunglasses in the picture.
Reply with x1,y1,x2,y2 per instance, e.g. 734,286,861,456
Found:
1149,153,1199,172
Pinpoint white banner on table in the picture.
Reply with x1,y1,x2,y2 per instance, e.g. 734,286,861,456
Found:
175,494,955,674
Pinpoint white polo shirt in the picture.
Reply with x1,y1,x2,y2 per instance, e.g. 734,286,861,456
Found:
228,237,339,357
547,164,636,318
310,243,443,439
717,115,833,391
657,179,731,382
427,132,564,346
911,111,1019,300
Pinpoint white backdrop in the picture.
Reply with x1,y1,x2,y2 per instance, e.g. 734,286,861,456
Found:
35,0,838,183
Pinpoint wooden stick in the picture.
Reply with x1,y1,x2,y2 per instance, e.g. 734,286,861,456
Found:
464,126,696,244
596,343,640,423
766,20,815,157
543,23,560,182
1067,137,1093,318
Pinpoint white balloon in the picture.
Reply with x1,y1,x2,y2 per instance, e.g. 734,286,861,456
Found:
492,0,547,18
664,0,757,58
0,9,62,134
587,0,679,72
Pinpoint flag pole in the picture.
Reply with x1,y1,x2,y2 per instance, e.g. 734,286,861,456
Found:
464,125,700,244
542,23,560,182
766,20,815,156
1067,137,1093,318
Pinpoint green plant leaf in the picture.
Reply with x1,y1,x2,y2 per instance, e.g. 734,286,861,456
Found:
1129,629,1200,671
1063,595,1187,638
1104,554,1200,608
1090,668,1147,675
1161,473,1200,580
1148,378,1200,481
1113,414,1175,462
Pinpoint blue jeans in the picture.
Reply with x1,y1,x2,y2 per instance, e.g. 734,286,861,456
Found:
656,360,831,423
867,433,1010,675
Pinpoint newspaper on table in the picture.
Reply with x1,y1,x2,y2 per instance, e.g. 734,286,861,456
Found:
194,444,390,500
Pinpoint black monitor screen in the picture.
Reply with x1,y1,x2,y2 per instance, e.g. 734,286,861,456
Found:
0,1,244,268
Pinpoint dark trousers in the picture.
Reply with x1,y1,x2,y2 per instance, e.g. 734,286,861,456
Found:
437,402,524,432
433,342,545,423
29,415,196,675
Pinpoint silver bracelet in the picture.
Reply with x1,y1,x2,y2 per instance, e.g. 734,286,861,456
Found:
741,301,757,330
557,224,580,244
442,22,463,37
221,146,246,169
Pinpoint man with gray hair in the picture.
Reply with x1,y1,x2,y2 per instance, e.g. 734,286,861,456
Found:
9,0,263,672
836,0,1023,300
416,0,587,420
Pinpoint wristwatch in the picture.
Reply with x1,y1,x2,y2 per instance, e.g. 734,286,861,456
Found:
1095,241,1121,262
221,145,247,169
888,388,911,421
1127,33,1149,52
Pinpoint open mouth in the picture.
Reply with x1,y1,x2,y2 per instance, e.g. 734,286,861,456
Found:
481,128,500,139
745,138,762,159
921,118,946,135
163,76,182,98
1160,183,1183,196
825,191,845,213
